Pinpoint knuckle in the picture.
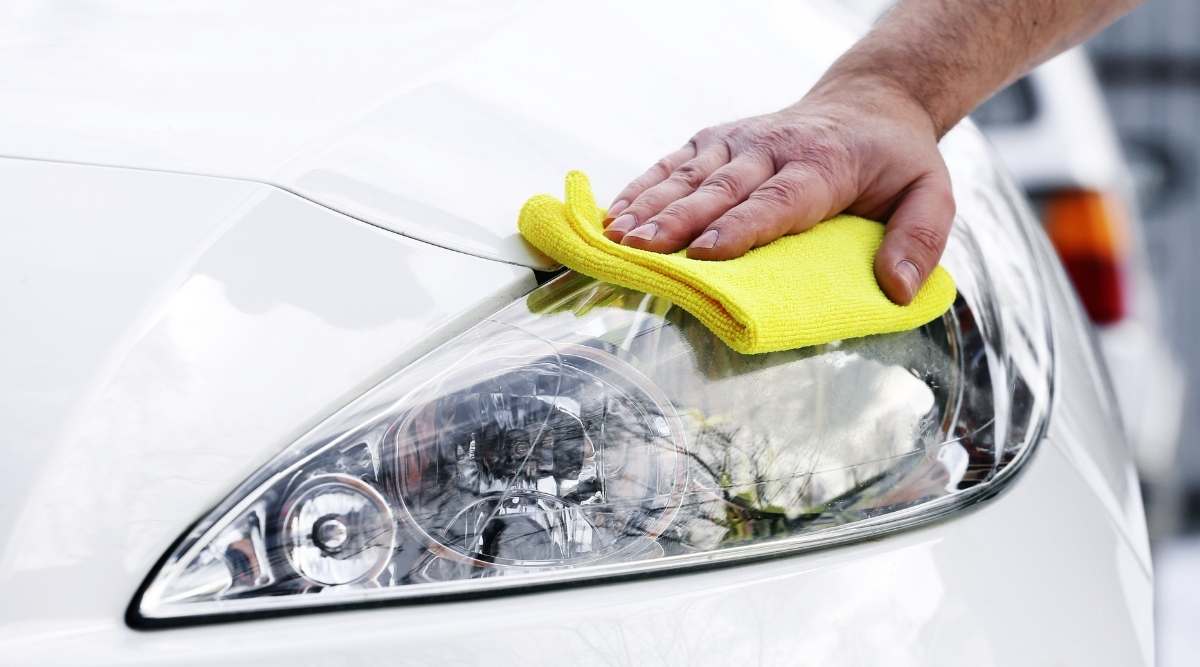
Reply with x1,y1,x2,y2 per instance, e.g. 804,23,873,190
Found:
670,162,708,189
655,195,695,220
627,190,674,220
797,141,847,177
770,130,850,177
692,127,722,145
630,175,660,192
650,157,676,180
933,186,956,214
758,124,804,149
902,222,945,260
693,128,735,160
699,171,742,202
755,178,801,210
656,198,709,230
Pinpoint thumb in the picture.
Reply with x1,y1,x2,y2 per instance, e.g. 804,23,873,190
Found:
872,171,956,305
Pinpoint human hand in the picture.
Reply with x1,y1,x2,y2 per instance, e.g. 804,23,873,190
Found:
602,75,954,306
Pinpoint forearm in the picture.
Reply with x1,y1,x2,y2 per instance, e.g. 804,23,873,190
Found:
603,0,1141,305
816,0,1142,137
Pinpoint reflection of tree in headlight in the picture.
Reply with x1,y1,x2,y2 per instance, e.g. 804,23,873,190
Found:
392,355,689,570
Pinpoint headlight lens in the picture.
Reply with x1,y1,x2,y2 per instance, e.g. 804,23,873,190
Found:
134,206,1052,623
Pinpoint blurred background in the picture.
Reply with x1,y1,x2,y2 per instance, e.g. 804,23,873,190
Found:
971,0,1200,663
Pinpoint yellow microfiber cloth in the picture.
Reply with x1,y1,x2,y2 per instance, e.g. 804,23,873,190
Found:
518,171,956,354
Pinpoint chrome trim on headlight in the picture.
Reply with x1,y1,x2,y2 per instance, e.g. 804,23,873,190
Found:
131,152,1053,627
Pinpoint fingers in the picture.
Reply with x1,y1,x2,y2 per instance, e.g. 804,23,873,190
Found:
604,143,698,225
616,154,775,253
684,162,841,260
872,171,955,305
604,145,731,244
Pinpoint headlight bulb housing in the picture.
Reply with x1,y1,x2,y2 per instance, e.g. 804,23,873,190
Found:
132,187,1053,625
283,475,395,586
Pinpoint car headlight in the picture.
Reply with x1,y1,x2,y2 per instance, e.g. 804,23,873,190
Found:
132,195,1053,625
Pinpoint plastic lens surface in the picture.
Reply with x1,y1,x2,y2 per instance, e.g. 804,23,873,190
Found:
391,345,687,572
136,220,1052,622
283,476,394,586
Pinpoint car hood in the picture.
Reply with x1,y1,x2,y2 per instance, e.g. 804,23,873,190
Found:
0,0,864,268
0,158,534,628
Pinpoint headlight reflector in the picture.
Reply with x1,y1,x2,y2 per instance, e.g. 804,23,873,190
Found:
283,475,395,586
390,343,688,571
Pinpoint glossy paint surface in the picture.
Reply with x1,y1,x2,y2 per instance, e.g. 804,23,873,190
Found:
0,158,534,633
941,126,1151,565
0,126,1154,664
0,1,1152,662
981,48,1185,481
0,429,1151,666
0,0,865,267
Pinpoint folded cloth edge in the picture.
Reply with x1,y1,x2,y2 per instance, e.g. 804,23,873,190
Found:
519,171,956,354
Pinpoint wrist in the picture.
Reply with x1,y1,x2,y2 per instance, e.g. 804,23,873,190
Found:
797,66,944,139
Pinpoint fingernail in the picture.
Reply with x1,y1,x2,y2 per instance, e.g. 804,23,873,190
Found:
606,214,637,235
605,200,630,223
623,222,657,242
895,260,920,300
690,229,719,250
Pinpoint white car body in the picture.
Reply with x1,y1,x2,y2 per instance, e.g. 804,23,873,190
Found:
979,48,1186,489
0,2,1152,665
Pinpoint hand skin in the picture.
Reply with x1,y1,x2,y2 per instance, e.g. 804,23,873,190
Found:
603,0,1141,305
